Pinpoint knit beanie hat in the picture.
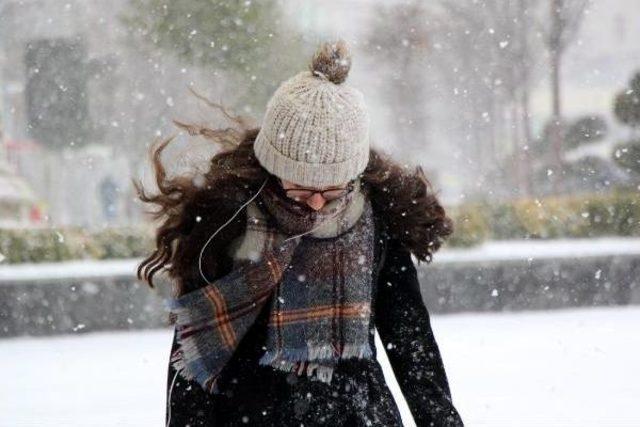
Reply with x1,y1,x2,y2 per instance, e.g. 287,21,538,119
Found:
253,40,370,188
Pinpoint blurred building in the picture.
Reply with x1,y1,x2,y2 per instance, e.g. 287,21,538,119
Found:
0,0,209,228
0,0,133,227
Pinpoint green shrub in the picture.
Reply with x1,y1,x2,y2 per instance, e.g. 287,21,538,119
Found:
446,202,491,247
0,226,154,264
445,190,640,247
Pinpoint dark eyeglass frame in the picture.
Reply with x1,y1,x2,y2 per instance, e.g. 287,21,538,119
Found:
279,178,356,202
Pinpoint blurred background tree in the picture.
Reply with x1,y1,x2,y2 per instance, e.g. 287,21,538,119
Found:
612,71,640,180
613,71,640,137
429,0,546,199
121,0,309,116
564,115,607,149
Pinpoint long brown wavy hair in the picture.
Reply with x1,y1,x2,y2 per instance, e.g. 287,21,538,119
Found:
133,96,453,297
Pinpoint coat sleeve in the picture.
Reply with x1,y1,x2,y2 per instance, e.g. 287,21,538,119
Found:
374,238,464,427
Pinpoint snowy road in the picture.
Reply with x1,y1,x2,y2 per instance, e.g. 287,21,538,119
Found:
2,306,639,426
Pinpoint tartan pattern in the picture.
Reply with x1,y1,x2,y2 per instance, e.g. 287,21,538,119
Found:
167,181,375,394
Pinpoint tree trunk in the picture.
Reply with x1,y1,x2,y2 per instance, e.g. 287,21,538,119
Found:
550,49,563,193
549,0,564,194
520,87,533,196
517,0,533,197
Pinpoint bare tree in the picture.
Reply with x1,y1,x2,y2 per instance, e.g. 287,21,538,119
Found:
541,0,590,189
429,0,545,199
513,0,539,196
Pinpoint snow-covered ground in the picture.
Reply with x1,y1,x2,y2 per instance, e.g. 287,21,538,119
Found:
433,237,640,263
2,306,639,427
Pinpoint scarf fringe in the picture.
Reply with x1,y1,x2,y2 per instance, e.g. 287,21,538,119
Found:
258,343,374,384
166,299,230,393
170,343,224,394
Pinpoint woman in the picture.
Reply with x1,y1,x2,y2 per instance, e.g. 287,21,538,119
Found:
136,40,464,427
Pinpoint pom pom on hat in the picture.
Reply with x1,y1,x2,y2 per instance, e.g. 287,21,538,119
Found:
309,39,352,85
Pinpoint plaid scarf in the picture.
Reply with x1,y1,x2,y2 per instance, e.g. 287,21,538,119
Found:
167,178,376,394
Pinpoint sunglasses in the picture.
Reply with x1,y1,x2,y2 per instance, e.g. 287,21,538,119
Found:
279,178,356,202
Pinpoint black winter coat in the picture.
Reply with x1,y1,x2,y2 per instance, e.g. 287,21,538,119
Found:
165,206,464,427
